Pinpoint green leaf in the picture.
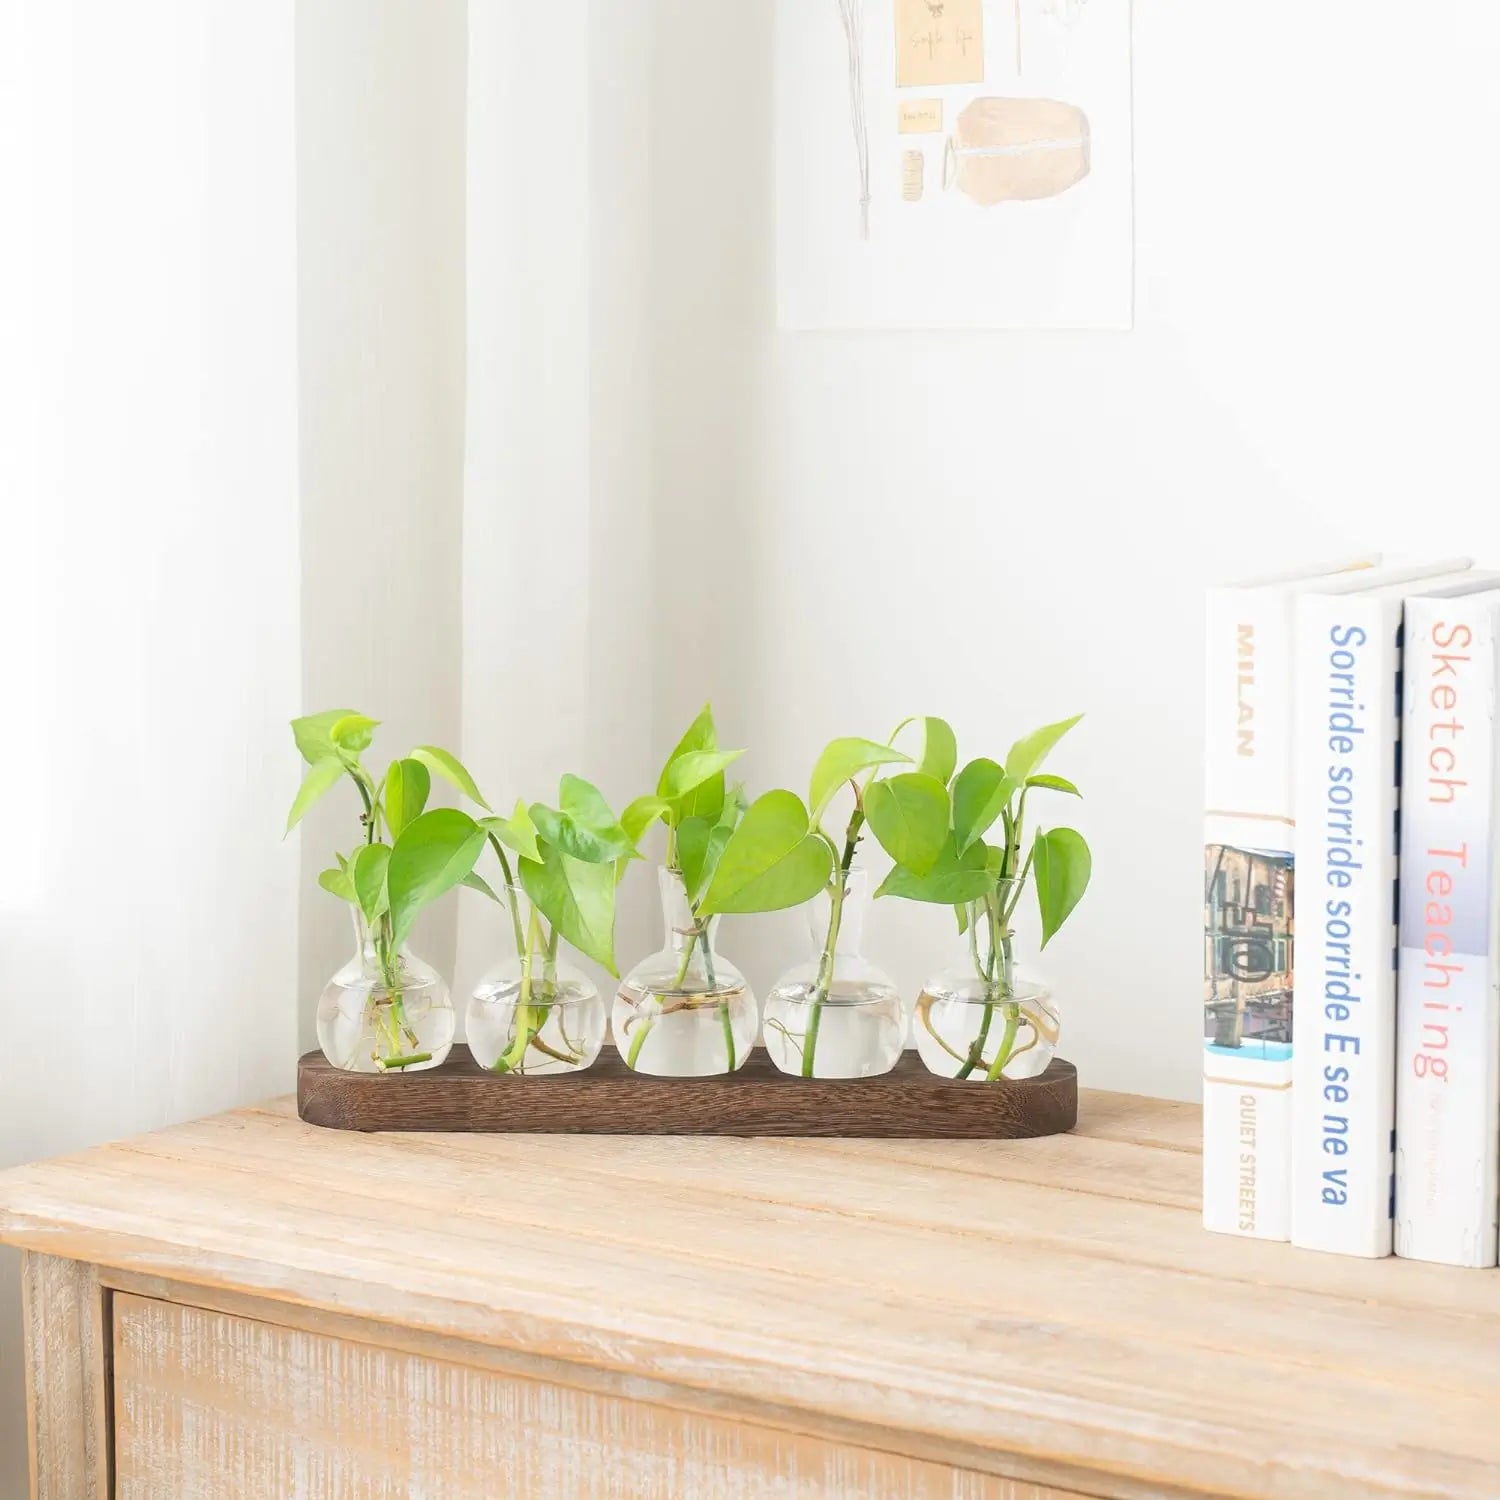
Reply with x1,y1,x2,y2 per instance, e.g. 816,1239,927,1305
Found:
865,772,950,876
875,834,993,905
700,790,834,916
462,870,502,903
1006,714,1084,785
383,758,431,838
952,758,1016,855
292,709,358,766
386,809,486,947
661,702,719,766
1034,826,1092,948
677,815,736,904
717,781,749,832
351,842,391,924
1027,773,1081,797
622,795,672,847
954,902,971,934
658,749,745,801
285,756,346,835
410,745,492,812
520,844,618,975
892,716,958,787
318,866,357,904
808,738,911,823
329,713,379,753
530,775,634,865
478,800,541,864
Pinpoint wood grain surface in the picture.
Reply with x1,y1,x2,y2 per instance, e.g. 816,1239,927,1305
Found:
297,1044,1080,1138
4,1090,1500,1498
22,1253,110,1500
112,1291,1092,1499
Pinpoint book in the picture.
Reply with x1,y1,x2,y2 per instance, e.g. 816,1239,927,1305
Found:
1290,568,1488,1258
1394,590,1500,1267
1203,560,1380,1241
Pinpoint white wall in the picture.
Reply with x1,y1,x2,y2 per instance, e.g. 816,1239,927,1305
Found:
648,0,1500,1100
457,0,658,997
295,0,468,1045
0,4,301,1493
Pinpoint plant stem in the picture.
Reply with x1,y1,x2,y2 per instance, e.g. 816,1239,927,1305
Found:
376,1051,431,1071
719,991,737,1072
487,834,527,961
985,1003,1022,1082
803,809,864,1078
493,907,543,1073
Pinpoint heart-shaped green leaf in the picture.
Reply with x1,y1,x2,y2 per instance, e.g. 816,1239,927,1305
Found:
318,866,357,904
700,790,833,915
952,758,1016,854
622,794,672,848
875,834,993,905
479,800,541,864
677,815,736,904
659,749,746,801
520,843,619,975
530,774,634,865
1027,773,1081,797
292,709,358,766
387,809,486,947
1005,714,1083,785
462,870,502,903
660,703,718,764
383,758,431,838
351,842,391,924
892,716,958,787
865,772,950,875
329,713,379,753
285,756,345,835
1034,826,1092,948
808,738,910,823
410,745,492,812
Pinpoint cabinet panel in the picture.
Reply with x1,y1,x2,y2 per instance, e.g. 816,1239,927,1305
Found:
112,1293,1093,1499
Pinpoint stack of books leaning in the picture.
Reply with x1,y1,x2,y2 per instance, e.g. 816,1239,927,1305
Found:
1204,557,1500,1264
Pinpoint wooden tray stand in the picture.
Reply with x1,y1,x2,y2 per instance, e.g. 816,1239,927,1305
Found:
297,1045,1077,1138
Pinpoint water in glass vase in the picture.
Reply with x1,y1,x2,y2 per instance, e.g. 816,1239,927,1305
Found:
763,868,906,1077
913,889,1059,1081
612,867,757,1076
467,889,606,1074
316,911,454,1073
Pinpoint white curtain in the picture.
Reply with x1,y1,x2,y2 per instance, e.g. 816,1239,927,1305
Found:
0,3,300,1488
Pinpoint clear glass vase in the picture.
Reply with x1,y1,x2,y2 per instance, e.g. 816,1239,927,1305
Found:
467,886,606,1074
913,882,1059,1081
316,909,455,1073
612,867,757,1076
763,868,905,1078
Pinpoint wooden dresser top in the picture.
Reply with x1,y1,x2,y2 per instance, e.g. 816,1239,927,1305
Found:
2,1090,1495,1500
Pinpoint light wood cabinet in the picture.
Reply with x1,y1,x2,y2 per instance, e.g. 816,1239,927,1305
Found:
5,1089,1499,1498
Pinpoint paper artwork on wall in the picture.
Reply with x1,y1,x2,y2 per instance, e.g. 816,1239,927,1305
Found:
776,0,1133,329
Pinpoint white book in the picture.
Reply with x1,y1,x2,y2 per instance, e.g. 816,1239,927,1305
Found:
1202,556,1392,1240
1290,568,1489,1258
1395,590,1500,1267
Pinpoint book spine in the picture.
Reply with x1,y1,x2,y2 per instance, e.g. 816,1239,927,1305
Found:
1203,587,1295,1240
1291,595,1399,1257
1395,598,1500,1267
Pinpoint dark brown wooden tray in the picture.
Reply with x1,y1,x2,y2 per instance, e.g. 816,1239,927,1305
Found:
297,1045,1077,1138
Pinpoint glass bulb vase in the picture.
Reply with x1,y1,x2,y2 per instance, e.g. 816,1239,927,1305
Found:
914,885,1060,1082
316,910,455,1073
612,867,757,1076
763,868,905,1078
466,887,606,1075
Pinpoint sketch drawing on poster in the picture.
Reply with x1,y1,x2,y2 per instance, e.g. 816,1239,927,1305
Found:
778,0,1133,329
